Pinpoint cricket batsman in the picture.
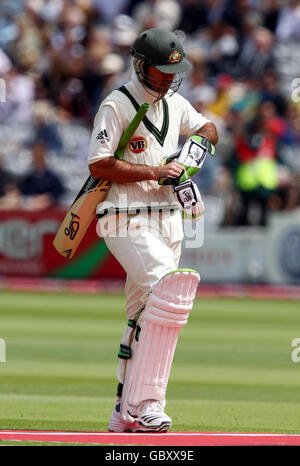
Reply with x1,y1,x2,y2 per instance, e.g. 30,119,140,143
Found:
88,28,218,432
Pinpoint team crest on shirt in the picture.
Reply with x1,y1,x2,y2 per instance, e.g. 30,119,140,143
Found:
168,50,181,63
130,137,147,153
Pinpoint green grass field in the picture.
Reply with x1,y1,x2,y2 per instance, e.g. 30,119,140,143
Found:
1,290,300,445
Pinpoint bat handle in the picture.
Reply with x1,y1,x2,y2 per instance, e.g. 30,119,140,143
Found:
115,102,150,160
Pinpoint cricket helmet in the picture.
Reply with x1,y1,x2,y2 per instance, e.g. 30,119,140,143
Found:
130,28,192,98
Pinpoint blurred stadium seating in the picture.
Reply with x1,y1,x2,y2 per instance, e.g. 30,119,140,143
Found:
0,0,299,284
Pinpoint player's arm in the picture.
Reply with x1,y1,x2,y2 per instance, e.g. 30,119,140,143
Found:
89,157,183,183
88,104,183,183
179,94,218,148
195,122,218,146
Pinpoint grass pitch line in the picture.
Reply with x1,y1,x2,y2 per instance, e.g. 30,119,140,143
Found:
1,431,300,446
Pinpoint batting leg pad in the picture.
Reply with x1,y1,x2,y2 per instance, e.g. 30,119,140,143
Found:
121,269,200,419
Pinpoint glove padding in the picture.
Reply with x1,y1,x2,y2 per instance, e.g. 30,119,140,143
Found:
173,179,204,218
159,135,215,186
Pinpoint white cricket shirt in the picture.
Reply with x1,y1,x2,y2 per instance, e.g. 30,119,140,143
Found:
88,73,210,211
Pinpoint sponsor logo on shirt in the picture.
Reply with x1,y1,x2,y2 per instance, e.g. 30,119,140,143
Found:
130,137,147,153
96,129,109,143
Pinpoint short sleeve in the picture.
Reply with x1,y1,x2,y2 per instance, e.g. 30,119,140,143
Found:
88,105,123,165
178,95,211,137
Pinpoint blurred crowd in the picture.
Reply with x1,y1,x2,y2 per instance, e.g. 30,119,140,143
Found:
0,0,300,226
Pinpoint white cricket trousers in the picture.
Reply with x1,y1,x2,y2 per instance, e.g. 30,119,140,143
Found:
99,210,183,319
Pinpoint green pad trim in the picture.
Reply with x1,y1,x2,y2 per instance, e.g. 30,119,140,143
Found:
118,344,131,360
127,319,137,329
165,268,200,276
117,383,123,398
135,325,141,342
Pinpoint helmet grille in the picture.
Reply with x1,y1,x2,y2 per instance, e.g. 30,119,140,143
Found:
133,57,183,100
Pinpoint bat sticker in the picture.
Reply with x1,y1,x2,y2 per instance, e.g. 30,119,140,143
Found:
53,101,150,259
64,213,80,240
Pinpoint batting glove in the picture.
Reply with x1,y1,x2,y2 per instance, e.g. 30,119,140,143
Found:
158,135,215,186
173,179,204,218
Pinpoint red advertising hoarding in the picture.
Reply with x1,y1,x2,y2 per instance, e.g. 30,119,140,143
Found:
0,209,125,279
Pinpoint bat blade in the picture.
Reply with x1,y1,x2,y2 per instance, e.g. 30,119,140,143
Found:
53,102,150,259
53,178,111,259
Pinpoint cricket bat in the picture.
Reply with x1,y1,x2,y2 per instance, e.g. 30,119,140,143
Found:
53,102,150,259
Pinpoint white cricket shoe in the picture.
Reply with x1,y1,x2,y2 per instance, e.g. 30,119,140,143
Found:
108,403,140,432
133,400,172,432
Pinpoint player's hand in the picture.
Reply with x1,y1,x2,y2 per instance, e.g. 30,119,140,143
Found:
155,161,184,184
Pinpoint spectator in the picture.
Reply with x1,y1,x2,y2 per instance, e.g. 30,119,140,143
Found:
32,100,63,152
190,89,222,195
260,69,287,116
208,73,236,118
97,52,126,100
19,141,65,210
222,0,253,34
0,156,21,209
275,0,300,41
283,103,300,145
93,0,130,23
178,0,208,34
190,86,234,225
227,101,293,226
199,20,240,77
26,0,64,24
263,0,281,33
237,26,274,78
189,85,226,156
0,65,35,123
180,47,213,100
132,0,181,31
